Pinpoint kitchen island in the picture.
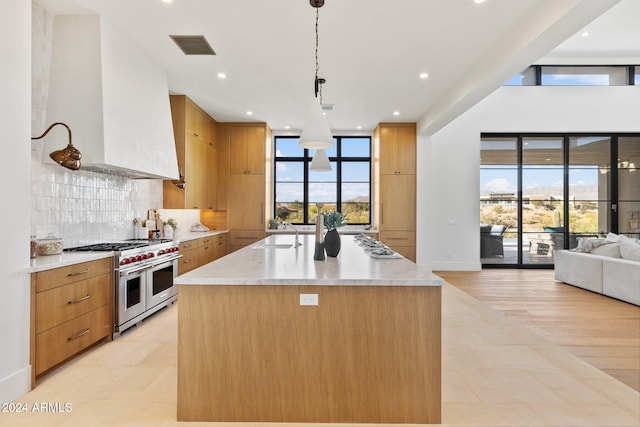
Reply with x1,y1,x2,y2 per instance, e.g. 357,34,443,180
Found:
175,234,443,424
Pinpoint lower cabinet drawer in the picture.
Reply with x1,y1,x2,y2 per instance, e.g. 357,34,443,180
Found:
35,273,111,334
179,248,198,275
379,231,416,246
35,305,112,375
228,230,266,247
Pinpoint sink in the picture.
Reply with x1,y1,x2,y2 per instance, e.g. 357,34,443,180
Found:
252,243,294,249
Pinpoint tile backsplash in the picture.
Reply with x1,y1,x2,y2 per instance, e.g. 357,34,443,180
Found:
31,160,164,247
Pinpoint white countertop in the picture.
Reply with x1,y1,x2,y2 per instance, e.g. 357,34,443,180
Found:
30,251,114,273
173,230,228,242
176,234,443,287
29,230,229,273
266,226,378,235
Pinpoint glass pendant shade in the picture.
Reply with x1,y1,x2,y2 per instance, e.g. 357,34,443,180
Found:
299,97,333,149
310,149,331,172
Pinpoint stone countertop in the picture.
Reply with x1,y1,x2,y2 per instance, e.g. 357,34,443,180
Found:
30,251,114,273
176,234,443,287
29,230,229,273
173,230,228,242
266,226,378,235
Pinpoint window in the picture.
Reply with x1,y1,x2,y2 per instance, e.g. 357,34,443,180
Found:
504,65,638,86
274,136,371,225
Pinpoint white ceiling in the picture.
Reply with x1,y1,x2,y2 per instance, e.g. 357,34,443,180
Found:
33,0,638,135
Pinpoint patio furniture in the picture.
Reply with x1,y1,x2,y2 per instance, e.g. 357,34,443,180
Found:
481,224,507,258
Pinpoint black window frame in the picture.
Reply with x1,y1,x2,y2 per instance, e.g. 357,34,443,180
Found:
273,135,372,225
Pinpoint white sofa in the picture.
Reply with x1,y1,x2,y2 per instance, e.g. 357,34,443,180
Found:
554,236,640,306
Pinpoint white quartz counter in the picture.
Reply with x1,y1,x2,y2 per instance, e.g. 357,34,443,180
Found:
29,230,228,273
266,226,378,235
176,234,443,286
29,251,114,273
173,230,228,242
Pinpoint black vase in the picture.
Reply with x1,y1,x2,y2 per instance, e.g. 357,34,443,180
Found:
324,229,341,257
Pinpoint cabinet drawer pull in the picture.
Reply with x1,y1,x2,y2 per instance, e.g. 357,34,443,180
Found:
68,295,91,304
67,269,90,277
68,328,90,341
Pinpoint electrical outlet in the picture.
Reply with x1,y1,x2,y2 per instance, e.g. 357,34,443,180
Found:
300,294,318,306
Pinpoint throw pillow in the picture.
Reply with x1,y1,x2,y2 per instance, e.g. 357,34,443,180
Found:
619,241,640,261
576,238,607,253
590,242,621,258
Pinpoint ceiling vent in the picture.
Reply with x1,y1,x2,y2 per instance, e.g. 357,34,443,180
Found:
169,35,216,55
321,103,335,112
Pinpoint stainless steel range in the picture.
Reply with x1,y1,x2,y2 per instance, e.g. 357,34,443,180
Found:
65,239,181,338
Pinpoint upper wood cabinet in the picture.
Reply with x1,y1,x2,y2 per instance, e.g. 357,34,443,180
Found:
229,125,266,175
377,123,416,175
164,95,218,209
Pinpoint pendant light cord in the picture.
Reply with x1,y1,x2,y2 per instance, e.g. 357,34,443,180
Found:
314,7,322,103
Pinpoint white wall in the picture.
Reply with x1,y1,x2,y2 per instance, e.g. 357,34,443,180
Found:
0,0,32,403
421,85,640,271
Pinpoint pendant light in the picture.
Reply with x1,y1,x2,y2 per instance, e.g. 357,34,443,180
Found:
310,149,331,172
299,0,333,150
31,122,82,170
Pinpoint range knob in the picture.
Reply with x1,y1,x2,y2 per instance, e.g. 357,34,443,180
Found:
158,249,165,255
148,252,155,258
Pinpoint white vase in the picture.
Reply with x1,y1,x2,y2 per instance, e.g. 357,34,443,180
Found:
164,224,174,239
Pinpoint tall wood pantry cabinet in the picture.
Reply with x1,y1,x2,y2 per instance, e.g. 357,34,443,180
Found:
163,95,218,210
374,123,416,261
217,123,271,252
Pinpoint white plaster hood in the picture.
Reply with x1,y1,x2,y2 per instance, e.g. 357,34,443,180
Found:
44,15,179,179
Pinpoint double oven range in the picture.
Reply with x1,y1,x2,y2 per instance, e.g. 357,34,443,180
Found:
65,239,181,338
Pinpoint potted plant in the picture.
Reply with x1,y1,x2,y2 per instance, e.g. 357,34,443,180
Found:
268,218,280,230
163,218,177,238
323,211,347,257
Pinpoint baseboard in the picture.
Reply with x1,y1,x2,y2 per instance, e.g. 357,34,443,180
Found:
0,365,31,403
431,261,482,271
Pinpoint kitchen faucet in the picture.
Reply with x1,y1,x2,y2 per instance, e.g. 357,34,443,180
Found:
283,222,302,247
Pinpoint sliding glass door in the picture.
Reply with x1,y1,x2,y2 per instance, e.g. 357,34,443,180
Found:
481,133,639,268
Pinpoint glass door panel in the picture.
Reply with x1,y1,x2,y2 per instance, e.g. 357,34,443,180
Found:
618,136,640,237
568,136,611,240
522,137,563,264
480,137,517,265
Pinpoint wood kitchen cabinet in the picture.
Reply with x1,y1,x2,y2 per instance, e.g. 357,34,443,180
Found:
178,233,228,275
219,122,271,252
229,125,266,175
31,257,113,385
164,95,218,210
374,123,416,261
377,123,416,175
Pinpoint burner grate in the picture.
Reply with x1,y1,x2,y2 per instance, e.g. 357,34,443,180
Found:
64,242,148,252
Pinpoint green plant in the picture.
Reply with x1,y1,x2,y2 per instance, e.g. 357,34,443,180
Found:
268,218,280,230
164,218,178,230
323,211,347,230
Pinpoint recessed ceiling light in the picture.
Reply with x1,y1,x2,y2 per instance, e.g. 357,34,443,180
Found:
581,31,590,38
474,0,486,4
393,111,400,116
419,72,429,79
284,125,290,130
356,125,362,130
246,111,253,116
161,0,173,3
217,72,226,79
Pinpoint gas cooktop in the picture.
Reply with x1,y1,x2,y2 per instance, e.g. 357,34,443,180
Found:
64,239,173,252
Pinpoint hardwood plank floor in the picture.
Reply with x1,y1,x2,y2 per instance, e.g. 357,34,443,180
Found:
437,269,640,392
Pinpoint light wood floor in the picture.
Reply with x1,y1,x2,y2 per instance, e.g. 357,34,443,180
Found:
437,269,640,392
5,270,639,426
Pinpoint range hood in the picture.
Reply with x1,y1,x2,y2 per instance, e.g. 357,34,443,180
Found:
44,15,179,180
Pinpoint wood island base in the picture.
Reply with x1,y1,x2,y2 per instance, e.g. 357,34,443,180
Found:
177,284,441,424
